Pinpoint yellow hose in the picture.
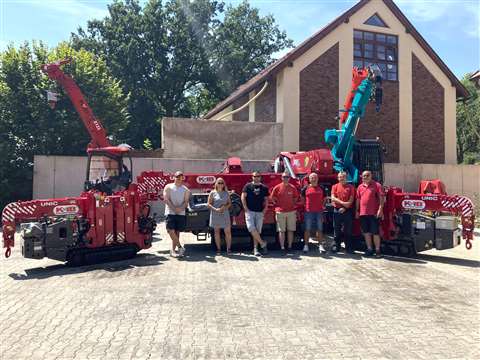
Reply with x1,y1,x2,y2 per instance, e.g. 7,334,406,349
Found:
215,81,269,121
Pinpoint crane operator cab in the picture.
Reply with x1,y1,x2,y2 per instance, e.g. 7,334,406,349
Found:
84,145,133,195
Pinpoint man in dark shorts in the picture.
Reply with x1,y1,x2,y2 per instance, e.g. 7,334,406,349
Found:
163,171,190,258
241,172,269,256
356,170,384,258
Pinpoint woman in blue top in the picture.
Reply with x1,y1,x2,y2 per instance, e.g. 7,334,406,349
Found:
207,178,232,255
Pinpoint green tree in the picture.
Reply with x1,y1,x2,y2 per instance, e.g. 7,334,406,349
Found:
0,42,129,209
71,0,292,145
210,0,293,99
457,74,480,164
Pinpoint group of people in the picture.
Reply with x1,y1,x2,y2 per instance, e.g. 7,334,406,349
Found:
162,169,385,259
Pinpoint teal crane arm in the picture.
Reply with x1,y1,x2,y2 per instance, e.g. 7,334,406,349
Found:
324,67,381,183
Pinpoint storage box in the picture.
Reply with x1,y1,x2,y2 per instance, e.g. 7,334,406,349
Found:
435,216,458,230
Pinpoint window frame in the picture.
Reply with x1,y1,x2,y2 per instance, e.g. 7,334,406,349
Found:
353,29,398,82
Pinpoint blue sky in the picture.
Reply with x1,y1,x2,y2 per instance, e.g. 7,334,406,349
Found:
1,0,478,78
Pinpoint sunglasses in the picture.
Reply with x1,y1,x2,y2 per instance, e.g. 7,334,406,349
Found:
282,176,290,179
253,175,261,178
218,182,225,185
362,175,371,178
175,175,184,178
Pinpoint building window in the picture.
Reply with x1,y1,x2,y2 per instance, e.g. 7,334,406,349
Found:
353,29,398,81
364,13,388,28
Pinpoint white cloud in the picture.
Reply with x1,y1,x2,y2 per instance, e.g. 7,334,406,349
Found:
397,0,479,38
22,0,108,20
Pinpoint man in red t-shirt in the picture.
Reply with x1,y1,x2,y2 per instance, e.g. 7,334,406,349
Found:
301,172,326,253
356,170,385,257
270,171,299,254
331,171,355,253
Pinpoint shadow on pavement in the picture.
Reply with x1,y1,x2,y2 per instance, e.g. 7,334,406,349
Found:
9,253,167,280
416,253,479,268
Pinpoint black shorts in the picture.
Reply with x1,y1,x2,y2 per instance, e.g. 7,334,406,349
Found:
166,214,186,232
360,215,380,235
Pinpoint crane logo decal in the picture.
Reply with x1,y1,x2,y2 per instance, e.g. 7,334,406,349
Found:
401,200,426,210
196,176,216,184
53,205,80,216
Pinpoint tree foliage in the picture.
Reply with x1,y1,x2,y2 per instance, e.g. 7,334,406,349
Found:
211,1,293,98
71,0,292,147
0,42,129,208
457,75,480,164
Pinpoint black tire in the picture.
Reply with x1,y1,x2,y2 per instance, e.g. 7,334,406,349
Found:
67,251,85,267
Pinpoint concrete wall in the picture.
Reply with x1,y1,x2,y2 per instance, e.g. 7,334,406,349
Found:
162,117,283,160
34,156,479,204
384,163,480,199
33,155,272,199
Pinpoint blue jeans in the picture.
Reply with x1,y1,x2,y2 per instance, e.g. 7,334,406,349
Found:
304,212,323,232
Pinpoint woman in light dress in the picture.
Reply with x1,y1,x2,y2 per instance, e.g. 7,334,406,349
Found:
207,178,232,255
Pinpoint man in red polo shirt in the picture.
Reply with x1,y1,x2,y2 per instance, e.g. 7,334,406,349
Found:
270,171,299,254
356,170,384,258
302,172,326,253
331,171,355,253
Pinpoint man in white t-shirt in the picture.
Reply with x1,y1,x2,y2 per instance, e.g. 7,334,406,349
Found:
163,171,190,258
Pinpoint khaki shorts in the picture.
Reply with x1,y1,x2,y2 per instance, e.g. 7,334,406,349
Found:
276,211,297,232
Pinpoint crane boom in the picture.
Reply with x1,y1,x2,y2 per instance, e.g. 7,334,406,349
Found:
324,67,382,183
41,58,111,149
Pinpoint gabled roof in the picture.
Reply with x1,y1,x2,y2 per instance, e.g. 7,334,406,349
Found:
470,70,480,80
205,0,469,119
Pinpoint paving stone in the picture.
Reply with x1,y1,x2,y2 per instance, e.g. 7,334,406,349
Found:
1,224,479,359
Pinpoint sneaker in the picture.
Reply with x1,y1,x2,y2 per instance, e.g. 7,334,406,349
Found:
178,247,185,257
254,248,261,256
260,241,268,255
319,243,326,254
170,250,177,258
281,248,287,256
364,248,374,257
375,251,383,259
331,244,339,253
303,244,309,253
226,249,232,256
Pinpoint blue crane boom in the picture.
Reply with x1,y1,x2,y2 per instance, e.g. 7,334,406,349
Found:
324,66,382,183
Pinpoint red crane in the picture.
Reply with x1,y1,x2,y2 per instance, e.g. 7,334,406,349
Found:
2,59,155,262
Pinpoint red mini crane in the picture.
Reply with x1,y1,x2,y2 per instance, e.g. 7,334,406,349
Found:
2,58,156,263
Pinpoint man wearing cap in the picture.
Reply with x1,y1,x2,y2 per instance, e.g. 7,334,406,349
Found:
270,171,299,255
241,172,269,256
163,171,190,258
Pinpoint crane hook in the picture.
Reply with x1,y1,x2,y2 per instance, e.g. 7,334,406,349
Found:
465,239,472,250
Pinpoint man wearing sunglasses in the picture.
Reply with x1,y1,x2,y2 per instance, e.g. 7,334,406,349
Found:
241,172,269,256
356,170,384,258
163,171,190,258
271,171,299,255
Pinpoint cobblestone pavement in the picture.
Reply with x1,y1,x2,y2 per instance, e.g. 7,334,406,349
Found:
1,225,479,360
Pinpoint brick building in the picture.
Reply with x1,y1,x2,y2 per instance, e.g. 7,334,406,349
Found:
204,0,469,164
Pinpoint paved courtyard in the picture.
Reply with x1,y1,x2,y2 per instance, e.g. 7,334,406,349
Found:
0,224,479,360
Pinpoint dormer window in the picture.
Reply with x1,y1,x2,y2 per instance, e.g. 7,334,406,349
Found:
364,13,388,28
